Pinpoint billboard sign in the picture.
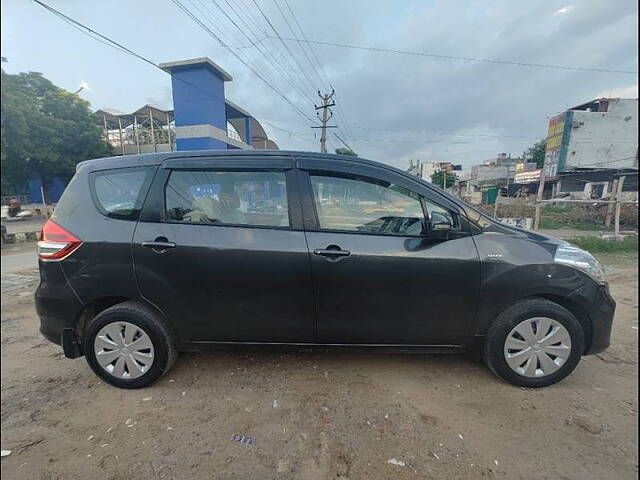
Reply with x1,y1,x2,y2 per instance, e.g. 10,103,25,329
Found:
514,169,542,184
542,114,566,180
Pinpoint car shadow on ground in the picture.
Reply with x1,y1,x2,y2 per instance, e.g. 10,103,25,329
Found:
163,348,494,390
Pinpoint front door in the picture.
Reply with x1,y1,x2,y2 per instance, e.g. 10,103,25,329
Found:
298,160,480,346
132,157,316,344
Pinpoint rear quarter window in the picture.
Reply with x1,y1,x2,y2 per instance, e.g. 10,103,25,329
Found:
90,167,153,220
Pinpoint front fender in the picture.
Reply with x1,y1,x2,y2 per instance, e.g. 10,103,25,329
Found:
469,232,592,338
470,263,593,337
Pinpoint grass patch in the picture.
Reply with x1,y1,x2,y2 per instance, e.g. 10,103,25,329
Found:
492,202,638,231
539,218,608,231
567,235,638,253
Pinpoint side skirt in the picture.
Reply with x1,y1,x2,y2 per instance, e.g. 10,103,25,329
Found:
179,341,466,355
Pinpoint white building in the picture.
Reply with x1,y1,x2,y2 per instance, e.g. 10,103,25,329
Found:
543,98,638,177
408,161,441,183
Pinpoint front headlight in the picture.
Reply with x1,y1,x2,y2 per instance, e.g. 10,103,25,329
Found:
554,245,607,284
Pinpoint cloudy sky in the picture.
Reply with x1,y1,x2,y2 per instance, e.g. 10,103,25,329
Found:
2,0,638,169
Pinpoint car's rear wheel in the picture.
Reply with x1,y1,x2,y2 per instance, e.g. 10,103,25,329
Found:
84,301,177,388
484,298,585,388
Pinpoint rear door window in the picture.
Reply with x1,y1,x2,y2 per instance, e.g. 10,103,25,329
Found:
165,170,290,228
91,167,152,220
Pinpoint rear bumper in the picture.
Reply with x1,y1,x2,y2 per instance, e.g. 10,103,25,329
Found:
35,260,83,356
569,282,616,355
40,324,62,345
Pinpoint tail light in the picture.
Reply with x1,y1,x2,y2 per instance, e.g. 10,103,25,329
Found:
38,220,83,260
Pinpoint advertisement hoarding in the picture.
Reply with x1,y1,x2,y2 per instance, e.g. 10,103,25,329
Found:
542,114,566,180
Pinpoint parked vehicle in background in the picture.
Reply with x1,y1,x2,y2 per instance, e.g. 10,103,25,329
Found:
8,197,22,217
2,199,33,221
35,150,615,388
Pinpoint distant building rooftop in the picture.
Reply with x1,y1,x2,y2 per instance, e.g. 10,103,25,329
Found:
159,57,233,82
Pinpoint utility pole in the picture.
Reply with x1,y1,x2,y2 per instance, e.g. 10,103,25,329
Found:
614,176,626,237
604,178,619,227
312,89,336,153
533,161,548,230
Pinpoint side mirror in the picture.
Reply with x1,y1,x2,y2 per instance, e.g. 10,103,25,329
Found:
427,212,452,240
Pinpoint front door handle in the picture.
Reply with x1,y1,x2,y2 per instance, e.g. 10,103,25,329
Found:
313,245,351,260
141,238,176,253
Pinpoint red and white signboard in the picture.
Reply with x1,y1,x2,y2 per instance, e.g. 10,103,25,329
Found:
514,169,542,184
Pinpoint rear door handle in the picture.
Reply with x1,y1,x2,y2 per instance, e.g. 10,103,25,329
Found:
141,240,176,252
313,245,351,260
313,249,350,257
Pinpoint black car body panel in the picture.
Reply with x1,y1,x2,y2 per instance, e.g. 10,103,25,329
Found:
132,223,316,343
44,162,149,307
568,281,616,354
34,150,616,358
35,260,82,345
295,157,480,345
304,230,480,345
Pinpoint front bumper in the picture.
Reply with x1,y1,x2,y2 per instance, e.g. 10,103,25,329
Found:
569,282,616,355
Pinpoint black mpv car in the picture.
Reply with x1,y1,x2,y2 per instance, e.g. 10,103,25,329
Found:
36,150,615,389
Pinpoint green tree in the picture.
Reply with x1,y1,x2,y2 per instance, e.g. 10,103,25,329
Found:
335,147,358,157
523,139,547,168
431,170,457,189
1,70,111,195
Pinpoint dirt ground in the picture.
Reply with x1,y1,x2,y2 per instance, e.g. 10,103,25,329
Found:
1,252,638,479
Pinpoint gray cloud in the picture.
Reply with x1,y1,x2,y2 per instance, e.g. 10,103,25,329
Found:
2,0,637,169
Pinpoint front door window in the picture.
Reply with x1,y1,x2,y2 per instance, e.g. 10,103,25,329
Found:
309,173,425,236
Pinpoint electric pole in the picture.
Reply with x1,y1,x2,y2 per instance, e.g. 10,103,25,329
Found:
533,160,548,231
312,89,336,153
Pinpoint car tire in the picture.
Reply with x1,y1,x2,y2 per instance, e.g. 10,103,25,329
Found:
83,301,177,389
484,298,585,388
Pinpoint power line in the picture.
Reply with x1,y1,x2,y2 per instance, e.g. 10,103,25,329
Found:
230,0,320,104
333,132,356,152
267,35,638,74
347,138,476,144
569,156,638,168
35,0,320,151
273,0,322,88
250,0,319,94
279,0,357,145
347,125,638,143
201,0,317,107
171,0,319,125
33,0,229,106
282,0,328,88
227,0,267,35
346,124,543,139
261,119,318,146
251,0,360,155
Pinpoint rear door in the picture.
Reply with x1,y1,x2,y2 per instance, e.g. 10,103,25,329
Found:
132,156,316,344
297,157,480,346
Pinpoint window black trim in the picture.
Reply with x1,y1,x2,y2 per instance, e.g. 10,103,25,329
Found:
297,156,463,214
89,166,154,221
422,196,463,232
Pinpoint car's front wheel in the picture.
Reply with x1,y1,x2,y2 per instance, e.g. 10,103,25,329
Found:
83,301,177,388
484,298,585,388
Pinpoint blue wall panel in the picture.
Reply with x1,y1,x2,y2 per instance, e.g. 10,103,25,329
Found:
28,177,43,203
171,67,227,131
47,177,66,203
176,137,227,151
27,176,66,203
